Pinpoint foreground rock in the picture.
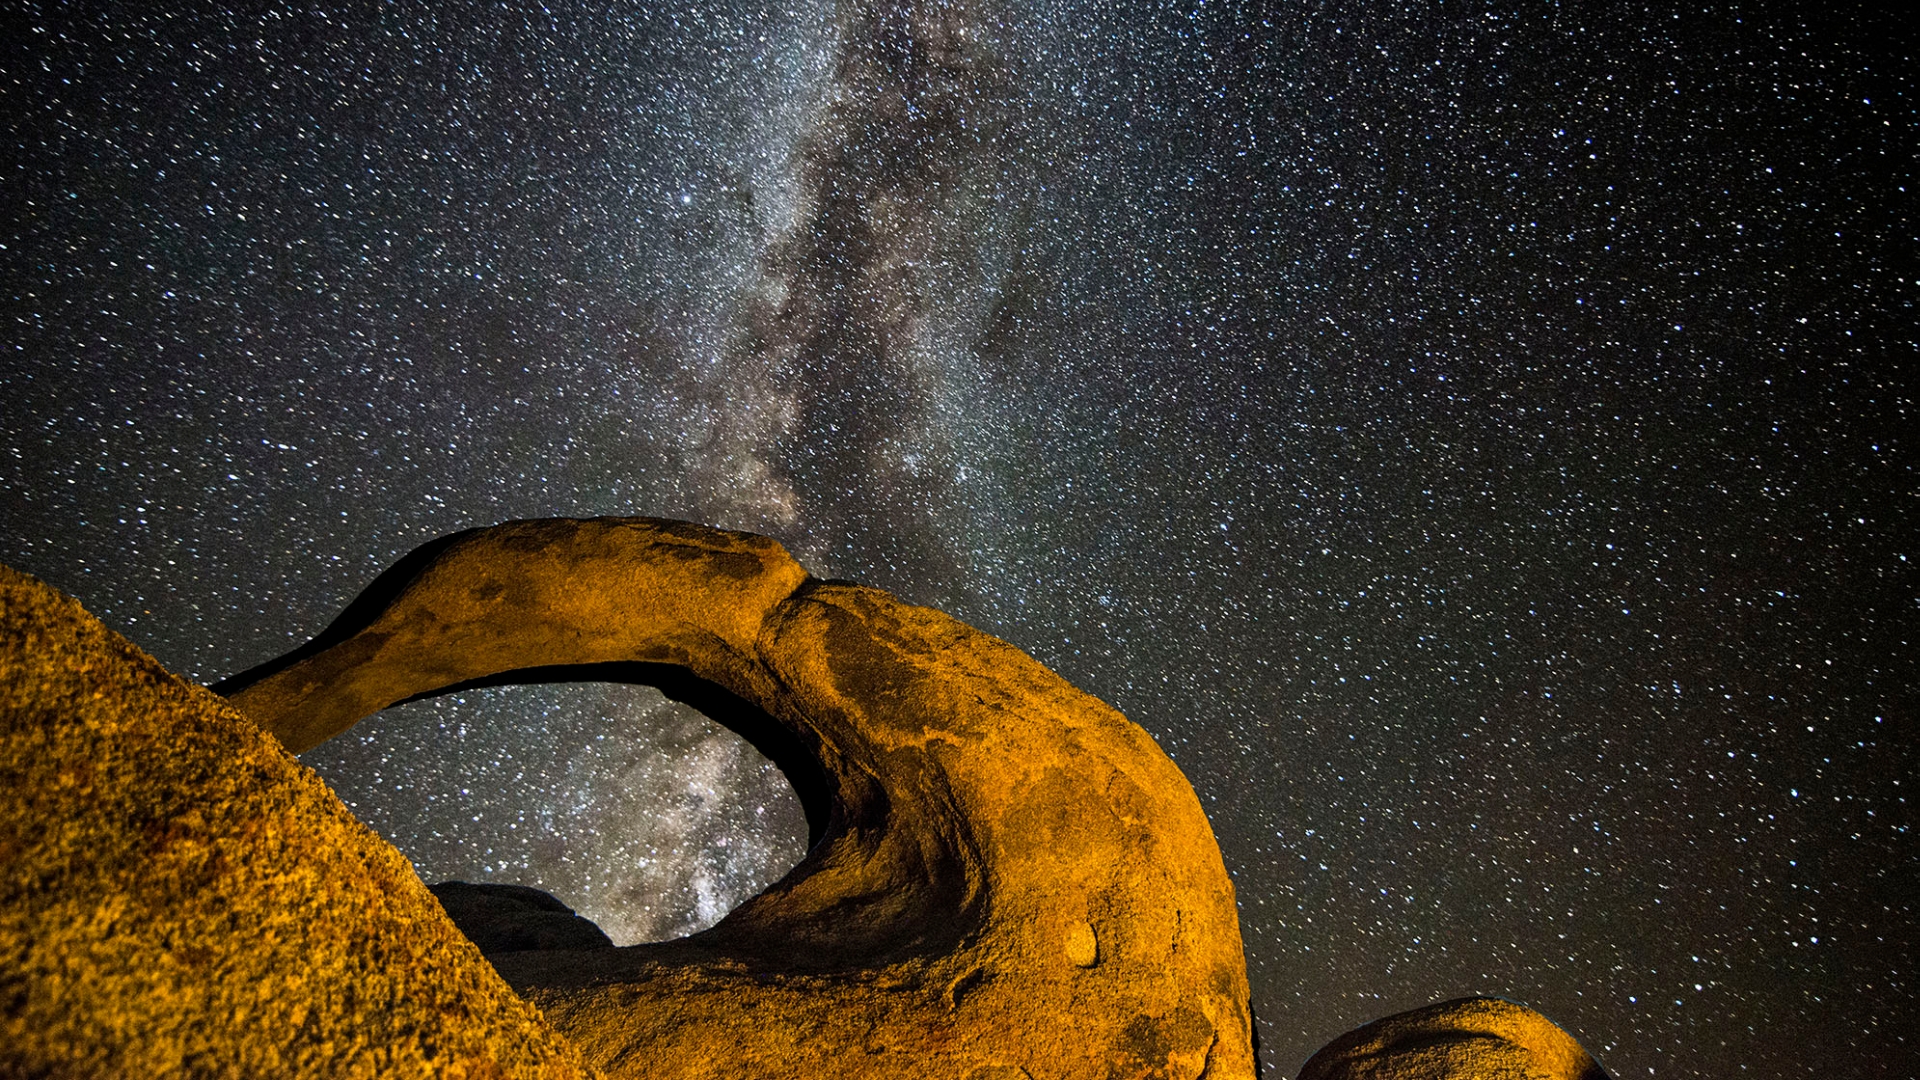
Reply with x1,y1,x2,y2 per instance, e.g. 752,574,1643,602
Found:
0,565,596,1078
1299,997,1609,1080
217,517,1257,1080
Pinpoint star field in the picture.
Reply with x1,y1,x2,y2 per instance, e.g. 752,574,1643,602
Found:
2,2,1912,1077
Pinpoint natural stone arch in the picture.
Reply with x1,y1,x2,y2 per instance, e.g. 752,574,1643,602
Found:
216,517,1256,1080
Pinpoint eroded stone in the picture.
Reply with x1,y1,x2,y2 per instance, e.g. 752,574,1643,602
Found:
1298,997,1610,1080
0,564,596,1079
217,517,1257,1080
3,516,1616,1079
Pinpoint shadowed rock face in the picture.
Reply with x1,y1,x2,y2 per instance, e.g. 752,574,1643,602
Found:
1297,997,1610,1080
430,882,616,954
215,517,1257,1080
0,564,596,1079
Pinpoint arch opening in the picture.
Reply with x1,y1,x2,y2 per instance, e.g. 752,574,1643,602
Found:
300,674,813,946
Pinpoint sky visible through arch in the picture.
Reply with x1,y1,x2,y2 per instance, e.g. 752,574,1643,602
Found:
3,2,1912,1076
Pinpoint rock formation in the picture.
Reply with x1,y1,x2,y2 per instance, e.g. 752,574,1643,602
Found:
1297,997,1609,1080
0,564,596,1078
2,515,1614,1079
213,517,1257,1080
430,882,617,954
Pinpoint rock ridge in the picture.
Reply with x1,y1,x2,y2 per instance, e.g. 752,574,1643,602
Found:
0,562,598,1079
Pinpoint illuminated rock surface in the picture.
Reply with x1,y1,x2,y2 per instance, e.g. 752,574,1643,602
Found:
1297,997,1609,1080
2,517,1610,1080
0,564,596,1079
216,517,1258,1080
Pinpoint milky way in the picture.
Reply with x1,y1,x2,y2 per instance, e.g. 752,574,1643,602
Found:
2,2,1911,1077
686,0,1031,588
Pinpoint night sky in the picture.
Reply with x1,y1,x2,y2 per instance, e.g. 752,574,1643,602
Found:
3,2,1912,1077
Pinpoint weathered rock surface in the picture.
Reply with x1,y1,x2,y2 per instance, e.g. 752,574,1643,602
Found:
217,517,1257,1080
0,564,598,1079
430,882,616,954
4,515,1611,1080
1297,997,1609,1080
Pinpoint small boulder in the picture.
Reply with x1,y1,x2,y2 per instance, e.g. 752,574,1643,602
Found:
430,881,616,953
1299,997,1609,1080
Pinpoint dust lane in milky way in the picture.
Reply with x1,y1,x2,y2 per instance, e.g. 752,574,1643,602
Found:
1,2,1910,1078
687,0,1032,599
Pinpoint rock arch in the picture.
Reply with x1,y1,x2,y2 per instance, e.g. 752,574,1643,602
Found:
216,517,1256,1080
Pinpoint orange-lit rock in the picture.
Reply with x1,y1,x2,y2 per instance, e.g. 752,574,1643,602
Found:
5,516,1612,1079
0,564,597,1079
217,517,1258,1080
1298,997,1609,1080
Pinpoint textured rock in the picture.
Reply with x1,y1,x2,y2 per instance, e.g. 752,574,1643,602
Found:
430,882,616,955
0,564,597,1079
1298,997,1609,1080
217,517,1256,1080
